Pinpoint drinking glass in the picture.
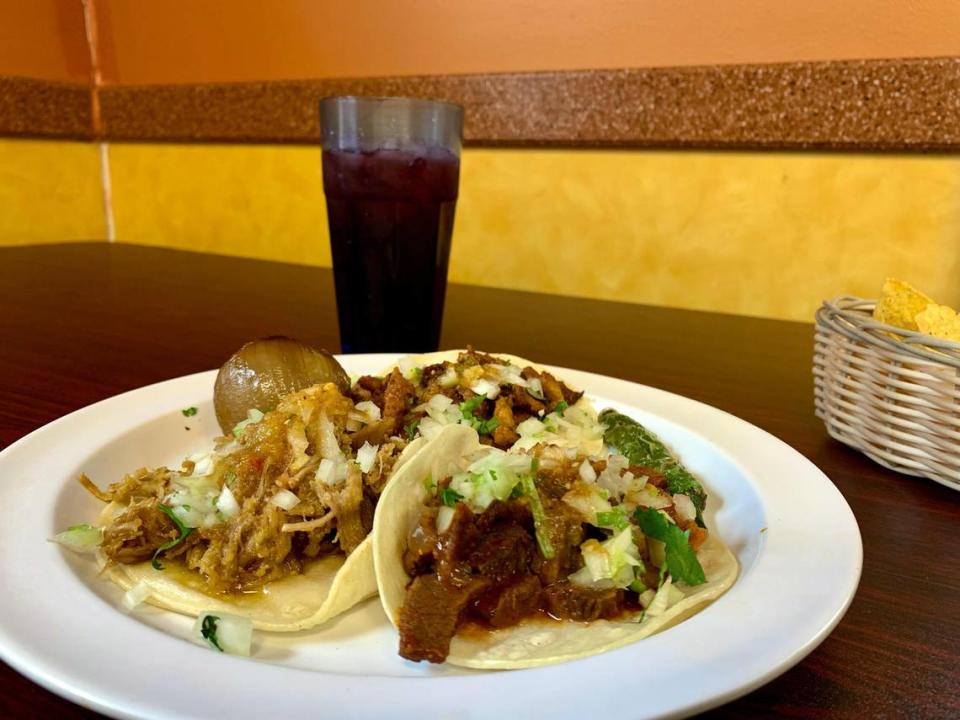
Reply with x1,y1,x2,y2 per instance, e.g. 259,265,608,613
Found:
320,96,463,353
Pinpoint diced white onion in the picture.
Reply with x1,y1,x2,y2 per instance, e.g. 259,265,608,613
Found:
215,485,240,519
436,506,455,534
186,452,216,477
439,367,458,388
317,412,341,460
672,494,697,523
316,456,348,486
286,422,311,472
356,442,379,474
316,457,335,484
425,393,453,414
354,401,382,422
627,484,673,510
516,417,546,437
193,612,253,656
122,581,151,610
471,379,500,400
578,459,597,483
270,489,300,511
491,363,525,387
398,356,418,380
525,378,545,400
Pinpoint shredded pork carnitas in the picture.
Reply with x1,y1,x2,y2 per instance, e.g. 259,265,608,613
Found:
86,382,409,593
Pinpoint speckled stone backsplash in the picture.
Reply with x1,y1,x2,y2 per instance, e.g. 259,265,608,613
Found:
0,77,92,140
94,57,960,150
1,57,958,150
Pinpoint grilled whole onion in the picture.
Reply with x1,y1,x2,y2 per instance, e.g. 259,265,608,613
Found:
213,336,350,433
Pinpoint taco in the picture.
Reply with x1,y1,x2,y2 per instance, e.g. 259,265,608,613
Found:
64,383,426,631
354,347,605,454
373,421,738,669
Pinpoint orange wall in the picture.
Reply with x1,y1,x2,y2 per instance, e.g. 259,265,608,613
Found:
0,0,90,83
95,0,960,85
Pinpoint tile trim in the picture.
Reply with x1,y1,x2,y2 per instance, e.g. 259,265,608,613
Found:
2,57,958,150
96,57,960,151
0,76,93,140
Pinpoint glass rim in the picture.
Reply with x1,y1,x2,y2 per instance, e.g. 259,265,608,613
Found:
319,95,464,114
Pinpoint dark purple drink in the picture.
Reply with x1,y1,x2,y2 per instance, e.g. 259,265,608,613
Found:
322,146,460,353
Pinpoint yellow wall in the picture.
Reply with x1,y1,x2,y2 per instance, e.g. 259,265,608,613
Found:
103,143,960,321
0,139,105,244
4,140,957,322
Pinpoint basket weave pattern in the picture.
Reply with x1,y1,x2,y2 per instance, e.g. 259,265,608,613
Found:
814,296,960,491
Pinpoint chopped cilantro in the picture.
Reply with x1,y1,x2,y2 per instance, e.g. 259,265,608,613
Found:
634,507,706,586
629,578,647,593
181,406,198,417
152,503,193,570
200,615,224,652
553,400,569,416
440,487,464,507
459,396,483,414
475,417,499,434
423,475,436,493
459,396,498,435
404,419,420,441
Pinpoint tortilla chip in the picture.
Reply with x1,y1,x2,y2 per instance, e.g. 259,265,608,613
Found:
916,303,960,343
873,278,933,331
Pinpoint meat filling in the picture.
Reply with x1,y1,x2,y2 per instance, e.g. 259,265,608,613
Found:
397,498,625,664
351,346,584,450
86,383,407,594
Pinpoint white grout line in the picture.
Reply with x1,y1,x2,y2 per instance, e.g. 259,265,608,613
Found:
99,142,116,242
81,0,115,241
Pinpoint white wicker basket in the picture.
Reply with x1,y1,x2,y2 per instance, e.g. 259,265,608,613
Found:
814,296,960,491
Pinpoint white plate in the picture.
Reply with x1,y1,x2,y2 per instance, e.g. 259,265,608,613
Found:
0,354,861,719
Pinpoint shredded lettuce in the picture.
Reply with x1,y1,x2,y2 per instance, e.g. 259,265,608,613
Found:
518,473,555,559
50,523,103,553
569,527,642,589
596,507,630,531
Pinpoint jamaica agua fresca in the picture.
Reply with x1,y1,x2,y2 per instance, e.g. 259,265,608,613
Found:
322,146,460,353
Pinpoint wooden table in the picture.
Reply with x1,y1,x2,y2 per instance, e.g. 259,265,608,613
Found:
1,243,957,719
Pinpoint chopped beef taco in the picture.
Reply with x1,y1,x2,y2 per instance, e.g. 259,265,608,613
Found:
354,347,605,454
68,383,426,631
373,422,738,668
